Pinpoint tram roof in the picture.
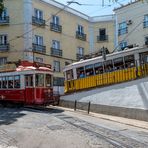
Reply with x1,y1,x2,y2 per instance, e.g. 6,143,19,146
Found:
0,69,53,76
63,46,148,71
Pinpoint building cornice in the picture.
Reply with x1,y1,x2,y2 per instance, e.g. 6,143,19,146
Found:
89,15,115,23
114,0,140,11
40,0,114,22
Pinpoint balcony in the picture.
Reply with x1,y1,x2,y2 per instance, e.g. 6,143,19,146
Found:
143,21,148,28
50,23,62,33
51,48,62,57
76,31,86,41
76,53,84,60
0,16,9,25
32,16,45,27
97,35,108,42
0,44,9,52
118,27,128,36
32,43,46,54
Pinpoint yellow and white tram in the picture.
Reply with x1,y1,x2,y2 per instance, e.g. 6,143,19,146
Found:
63,47,148,93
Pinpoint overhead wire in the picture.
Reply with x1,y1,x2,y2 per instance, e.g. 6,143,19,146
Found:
2,0,147,58
7,0,75,43
1,0,75,62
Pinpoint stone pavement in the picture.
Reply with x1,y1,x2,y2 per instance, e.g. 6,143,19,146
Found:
54,106,148,130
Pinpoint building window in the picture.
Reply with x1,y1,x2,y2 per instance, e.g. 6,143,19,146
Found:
0,8,7,18
119,41,127,50
34,9,43,19
52,40,60,49
97,28,108,41
77,47,84,55
144,14,148,28
76,25,86,41
77,25,84,34
118,22,128,36
34,35,43,45
77,47,84,60
145,36,148,45
35,57,43,63
53,77,64,86
0,57,7,65
53,61,60,72
0,35,7,44
52,15,59,25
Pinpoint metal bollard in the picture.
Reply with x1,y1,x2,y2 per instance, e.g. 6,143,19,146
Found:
74,100,77,111
88,101,90,114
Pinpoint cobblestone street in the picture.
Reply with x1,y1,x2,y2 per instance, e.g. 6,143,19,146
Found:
0,106,148,148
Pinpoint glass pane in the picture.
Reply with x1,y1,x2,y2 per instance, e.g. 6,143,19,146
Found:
46,74,51,87
14,75,20,88
36,74,44,87
124,55,135,68
66,69,73,80
2,77,7,88
8,76,14,88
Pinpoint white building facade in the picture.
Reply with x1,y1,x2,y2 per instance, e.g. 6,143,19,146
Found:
114,0,148,51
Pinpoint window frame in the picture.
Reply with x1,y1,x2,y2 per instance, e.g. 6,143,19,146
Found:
53,61,60,72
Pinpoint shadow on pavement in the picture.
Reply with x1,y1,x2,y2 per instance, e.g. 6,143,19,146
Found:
0,107,26,126
0,105,64,126
23,106,64,114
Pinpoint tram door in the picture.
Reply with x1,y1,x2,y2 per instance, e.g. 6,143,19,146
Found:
25,75,34,104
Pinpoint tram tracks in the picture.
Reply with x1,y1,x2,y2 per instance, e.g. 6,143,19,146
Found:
25,106,148,148
55,114,147,148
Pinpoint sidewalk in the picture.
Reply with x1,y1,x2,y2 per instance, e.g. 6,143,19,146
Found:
53,106,148,130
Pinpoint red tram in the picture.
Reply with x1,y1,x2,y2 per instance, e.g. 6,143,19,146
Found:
0,61,59,105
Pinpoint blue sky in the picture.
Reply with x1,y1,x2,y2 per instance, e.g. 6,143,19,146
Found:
57,0,134,16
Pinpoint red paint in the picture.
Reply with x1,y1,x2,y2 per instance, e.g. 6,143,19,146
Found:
0,87,57,105
0,89,25,103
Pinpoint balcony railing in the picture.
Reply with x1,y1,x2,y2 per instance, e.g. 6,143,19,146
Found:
50,23,62,33
51,48,62,57
143,21,148,28
0,16,9,25
0,44,9,52
32,16,45,27
97,35,108,42
76,53,84,60
32,43,46,54
76,31,86,41
118,27,128,36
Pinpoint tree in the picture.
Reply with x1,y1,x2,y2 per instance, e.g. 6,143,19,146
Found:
0,0,4,15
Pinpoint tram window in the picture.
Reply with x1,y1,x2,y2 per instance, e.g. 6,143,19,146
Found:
66,69,73,80
85,64,94,76
0,77,1,89
113,57,124,70
77,67,85,78
8,76,14,88
46,74,51,87
140,52,148,64
14,75,20,88
124,55,135,68
104,60,113,72
25,75,33,87
94,62,103,74
36,74,44,87
2,77,7,88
